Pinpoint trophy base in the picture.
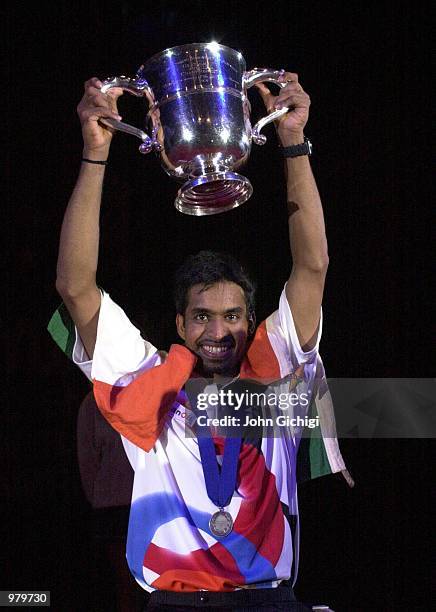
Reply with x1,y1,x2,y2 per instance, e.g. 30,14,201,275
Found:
175,172,253,216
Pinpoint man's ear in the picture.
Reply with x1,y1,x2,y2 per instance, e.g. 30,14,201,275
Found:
176,313,186,340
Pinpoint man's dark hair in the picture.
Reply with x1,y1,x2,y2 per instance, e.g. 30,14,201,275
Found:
174,251,256,317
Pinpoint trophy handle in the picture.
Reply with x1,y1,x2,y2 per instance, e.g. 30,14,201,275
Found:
243,68,289,145
100,76,161,154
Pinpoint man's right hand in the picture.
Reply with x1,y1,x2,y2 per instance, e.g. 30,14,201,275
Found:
77,77,123,155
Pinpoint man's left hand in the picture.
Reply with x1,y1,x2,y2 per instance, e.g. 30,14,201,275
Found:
256,72,310,144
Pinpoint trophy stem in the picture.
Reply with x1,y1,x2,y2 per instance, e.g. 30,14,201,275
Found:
174,172,253,216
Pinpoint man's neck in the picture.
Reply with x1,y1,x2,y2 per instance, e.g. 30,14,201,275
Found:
194,364,242,383
212,372,240,386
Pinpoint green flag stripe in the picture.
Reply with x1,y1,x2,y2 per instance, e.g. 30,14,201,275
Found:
297,393,333,482
47,303,76,360
308,436,331,479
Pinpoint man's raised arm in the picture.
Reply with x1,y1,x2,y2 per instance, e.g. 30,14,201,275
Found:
257,74,328,352
56,78,123,358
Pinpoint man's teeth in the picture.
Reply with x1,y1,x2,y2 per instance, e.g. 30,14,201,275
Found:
203,345,229,354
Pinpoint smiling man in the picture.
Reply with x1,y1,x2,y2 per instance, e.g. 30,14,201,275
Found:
49,73,351,612
174,253,256,378
177,280,248,376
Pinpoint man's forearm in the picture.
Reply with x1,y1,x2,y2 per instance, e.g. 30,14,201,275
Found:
56,157,107,297
283,133,329,271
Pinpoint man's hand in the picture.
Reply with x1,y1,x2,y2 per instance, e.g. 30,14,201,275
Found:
256,72,310,144
77,77,123,156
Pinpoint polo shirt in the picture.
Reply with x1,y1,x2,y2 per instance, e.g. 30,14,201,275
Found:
48,285,349,593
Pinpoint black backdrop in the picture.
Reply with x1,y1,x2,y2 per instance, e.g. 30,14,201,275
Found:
4,2,432,610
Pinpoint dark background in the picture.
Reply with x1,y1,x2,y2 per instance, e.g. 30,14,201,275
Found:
4,1,433,610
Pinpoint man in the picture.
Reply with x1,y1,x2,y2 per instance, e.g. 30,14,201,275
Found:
49,74,351,611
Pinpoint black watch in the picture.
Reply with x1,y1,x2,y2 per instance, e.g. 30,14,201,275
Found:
281,137,312,158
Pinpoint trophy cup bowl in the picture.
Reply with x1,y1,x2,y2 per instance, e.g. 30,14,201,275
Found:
101,42,289,215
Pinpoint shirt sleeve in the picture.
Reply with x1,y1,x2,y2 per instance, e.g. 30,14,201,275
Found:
263,286,350,484
264,282,323,378
48,290,161,385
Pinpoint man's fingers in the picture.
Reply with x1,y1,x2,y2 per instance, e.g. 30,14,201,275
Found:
279,71,299,84
84,79,124,103
80,107,122,123
255,83,276,112
84,77,102,89
86,92,112,107
78,87,123,119
276,91,308,104
282,81,304,93
255,82,270,95
85,87,122,103
255,82,274,103
277,82,305,100
105,87,124,101
84,77,123,96
274,92,310,110
255,78,307,113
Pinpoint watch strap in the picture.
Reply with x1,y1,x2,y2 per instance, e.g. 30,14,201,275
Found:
281,137,312,158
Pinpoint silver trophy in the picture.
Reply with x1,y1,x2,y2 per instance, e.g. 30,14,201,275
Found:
101,42,289,215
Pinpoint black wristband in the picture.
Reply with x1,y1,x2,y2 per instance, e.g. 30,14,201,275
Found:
81,158,108,165
281,137,312,158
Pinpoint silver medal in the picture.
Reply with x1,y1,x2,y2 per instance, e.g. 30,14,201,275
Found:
209,509,233,537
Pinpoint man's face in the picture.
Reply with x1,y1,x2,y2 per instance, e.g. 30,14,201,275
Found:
176,281,253,378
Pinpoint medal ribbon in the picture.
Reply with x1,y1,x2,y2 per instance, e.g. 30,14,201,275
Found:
198,433,242,509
